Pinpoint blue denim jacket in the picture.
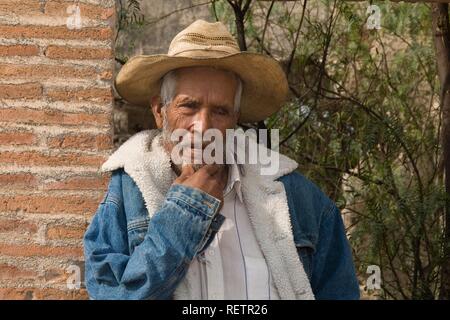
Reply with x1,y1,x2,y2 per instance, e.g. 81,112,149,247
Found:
83,168,360,300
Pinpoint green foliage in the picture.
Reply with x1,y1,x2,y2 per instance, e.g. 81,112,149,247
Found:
115,0,146,64
213,0,445,299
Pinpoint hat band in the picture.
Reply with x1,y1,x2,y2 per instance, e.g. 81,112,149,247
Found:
168,48,239,58
172,32,239,49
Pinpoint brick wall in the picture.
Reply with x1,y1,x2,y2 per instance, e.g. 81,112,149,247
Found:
0,0,115,299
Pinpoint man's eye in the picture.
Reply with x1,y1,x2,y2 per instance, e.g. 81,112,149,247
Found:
178,104,194,110
215,108,229,115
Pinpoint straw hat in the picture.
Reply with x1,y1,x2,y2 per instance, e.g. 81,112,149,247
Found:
114,19,289,123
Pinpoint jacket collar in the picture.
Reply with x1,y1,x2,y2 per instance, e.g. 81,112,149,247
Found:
100,129,314,300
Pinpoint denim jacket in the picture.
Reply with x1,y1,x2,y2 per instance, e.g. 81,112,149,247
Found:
83,130,360,300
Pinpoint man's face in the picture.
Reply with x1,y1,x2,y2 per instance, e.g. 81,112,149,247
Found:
151,66,240,170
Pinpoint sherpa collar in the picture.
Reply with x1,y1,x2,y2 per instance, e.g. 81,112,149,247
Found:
100,129,314,300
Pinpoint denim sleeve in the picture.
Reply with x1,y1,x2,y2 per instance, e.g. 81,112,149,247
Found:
83,183,223,300
311,203,360,300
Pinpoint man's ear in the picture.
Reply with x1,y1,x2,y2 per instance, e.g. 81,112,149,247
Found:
151,95,163,128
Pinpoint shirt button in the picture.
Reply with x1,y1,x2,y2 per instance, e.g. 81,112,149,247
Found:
208,249,215,256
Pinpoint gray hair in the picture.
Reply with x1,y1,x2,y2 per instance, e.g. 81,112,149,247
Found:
160,68,243,112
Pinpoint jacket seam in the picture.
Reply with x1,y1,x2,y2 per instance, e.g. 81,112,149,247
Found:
318,200,335,227
103,197,121,209
166,196,218,219
127,219,150,231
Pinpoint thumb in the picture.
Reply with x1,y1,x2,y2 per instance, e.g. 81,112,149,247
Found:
173,163,194,184
179,163,195,180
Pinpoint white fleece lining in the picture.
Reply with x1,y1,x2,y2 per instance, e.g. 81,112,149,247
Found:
100,129,314,300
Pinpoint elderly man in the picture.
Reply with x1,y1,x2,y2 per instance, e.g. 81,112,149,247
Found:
83,20,360,300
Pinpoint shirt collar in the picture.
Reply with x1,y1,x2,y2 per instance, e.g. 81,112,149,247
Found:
223,161,243,202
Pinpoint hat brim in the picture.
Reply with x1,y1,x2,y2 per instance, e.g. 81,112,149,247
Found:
114,52,289,123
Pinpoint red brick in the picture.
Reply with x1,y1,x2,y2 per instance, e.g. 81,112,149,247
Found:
0,150,107,167
0,83,42,99
0,45,39,56
0,25,112,40
0,288,34,300
0,1,114,22
0,244,83,258
0,173,38,188
0,194,101,214
32,288,88,300
0,218,38,234
45,45,112,60
47,133,112,151
0,264,37,281
0,108,110,127
46,87,113,103
0,131,37,146
0,0,41,15
0,287,88,300
0,64,98,80
43,175,109,191
46,225,86,240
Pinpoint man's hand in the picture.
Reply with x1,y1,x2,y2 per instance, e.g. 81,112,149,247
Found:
173,164,228,209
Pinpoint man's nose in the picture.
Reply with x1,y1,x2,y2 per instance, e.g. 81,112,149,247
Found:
192,109,213,132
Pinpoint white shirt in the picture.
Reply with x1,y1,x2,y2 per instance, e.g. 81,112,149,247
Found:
185,162,280,300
